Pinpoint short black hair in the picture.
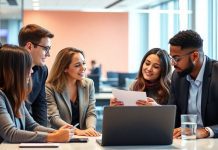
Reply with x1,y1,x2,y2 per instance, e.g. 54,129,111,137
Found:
169,30,203,50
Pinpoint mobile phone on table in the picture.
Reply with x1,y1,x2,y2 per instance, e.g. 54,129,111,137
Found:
69,138,88,143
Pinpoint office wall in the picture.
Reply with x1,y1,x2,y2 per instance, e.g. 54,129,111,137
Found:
23,11,128,77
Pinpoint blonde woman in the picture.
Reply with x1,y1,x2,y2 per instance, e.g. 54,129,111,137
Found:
46,47,100,137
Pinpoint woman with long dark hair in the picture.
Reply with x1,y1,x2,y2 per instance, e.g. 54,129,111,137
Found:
0,44,71,143
111,48,172,106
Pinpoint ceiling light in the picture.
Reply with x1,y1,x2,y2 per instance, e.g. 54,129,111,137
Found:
33,6,40,10
32,2,39,7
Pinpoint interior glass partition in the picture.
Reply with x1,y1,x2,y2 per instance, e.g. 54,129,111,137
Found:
147,0,192,51
0,0,23,45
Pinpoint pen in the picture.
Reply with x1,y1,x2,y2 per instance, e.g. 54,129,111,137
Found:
73,123,79,129
70,123,79,138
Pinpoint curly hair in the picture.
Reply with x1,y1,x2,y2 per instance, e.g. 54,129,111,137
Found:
169,30,203,51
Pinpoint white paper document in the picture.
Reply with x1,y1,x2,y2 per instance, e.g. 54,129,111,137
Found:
112,89,147,106
19,143,60,148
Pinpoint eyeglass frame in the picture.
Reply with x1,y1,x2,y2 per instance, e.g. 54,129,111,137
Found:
32,42,51,55
169,49,197,65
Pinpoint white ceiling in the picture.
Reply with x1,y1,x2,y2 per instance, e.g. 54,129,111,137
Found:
0,0,171,19
24,0,170,11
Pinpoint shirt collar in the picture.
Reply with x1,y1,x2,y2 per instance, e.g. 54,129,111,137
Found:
186,55,206,86
32,65,39,72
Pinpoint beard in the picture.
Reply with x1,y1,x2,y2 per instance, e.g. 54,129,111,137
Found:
176,58,195,77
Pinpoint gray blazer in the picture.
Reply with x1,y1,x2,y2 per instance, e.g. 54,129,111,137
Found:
0,90,55,143
46,78,97,129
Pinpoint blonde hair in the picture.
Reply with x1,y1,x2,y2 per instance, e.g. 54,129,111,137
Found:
47,47,84,92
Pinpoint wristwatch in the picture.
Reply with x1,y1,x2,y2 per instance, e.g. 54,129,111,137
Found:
204,127,210,137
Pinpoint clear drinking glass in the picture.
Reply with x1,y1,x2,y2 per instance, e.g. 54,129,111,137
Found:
181,114,197,140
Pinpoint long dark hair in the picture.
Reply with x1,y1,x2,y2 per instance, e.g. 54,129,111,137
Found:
0,44,32,118
132,48,171,104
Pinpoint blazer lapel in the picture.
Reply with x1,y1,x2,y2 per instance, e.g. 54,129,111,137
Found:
180,79,190,114
20,104,26,130
201,57,212,124
61,88,72,117
78,81,87,128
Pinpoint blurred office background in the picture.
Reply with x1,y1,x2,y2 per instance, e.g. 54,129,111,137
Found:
1,0,218,131
1,0,218,76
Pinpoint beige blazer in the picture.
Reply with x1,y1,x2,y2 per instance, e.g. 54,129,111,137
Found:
46,78,97,129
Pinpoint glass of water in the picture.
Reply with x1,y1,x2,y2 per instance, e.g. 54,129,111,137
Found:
181,114,197,140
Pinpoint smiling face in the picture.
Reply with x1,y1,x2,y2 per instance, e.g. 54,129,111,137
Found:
27,37,51,66
142,54,161,82
64,53,86,81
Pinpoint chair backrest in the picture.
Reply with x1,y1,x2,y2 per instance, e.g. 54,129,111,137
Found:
118,72,137,88
106,71,118,79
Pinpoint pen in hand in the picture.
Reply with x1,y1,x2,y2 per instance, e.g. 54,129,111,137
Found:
71,123,79,138
73,123,79,129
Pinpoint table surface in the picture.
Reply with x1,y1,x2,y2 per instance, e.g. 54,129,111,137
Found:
1,137,218,150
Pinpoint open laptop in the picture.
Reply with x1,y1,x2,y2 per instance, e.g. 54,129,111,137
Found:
96,105,176,146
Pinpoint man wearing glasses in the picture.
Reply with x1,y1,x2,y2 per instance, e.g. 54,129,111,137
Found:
18,24,54,127
169,30,218,139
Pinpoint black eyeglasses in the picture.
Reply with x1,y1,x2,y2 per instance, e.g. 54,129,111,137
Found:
170,50,196,65
32,43,51,55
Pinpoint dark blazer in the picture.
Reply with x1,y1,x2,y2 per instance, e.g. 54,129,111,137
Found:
25,65,48,127
169,56,218,138
46,78,97,130
90,66,101,75
0,90,55,143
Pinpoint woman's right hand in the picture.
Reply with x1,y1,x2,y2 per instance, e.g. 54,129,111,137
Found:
136,97,160,106
47,129,71,143
74,128,101,137
110,98,124,106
